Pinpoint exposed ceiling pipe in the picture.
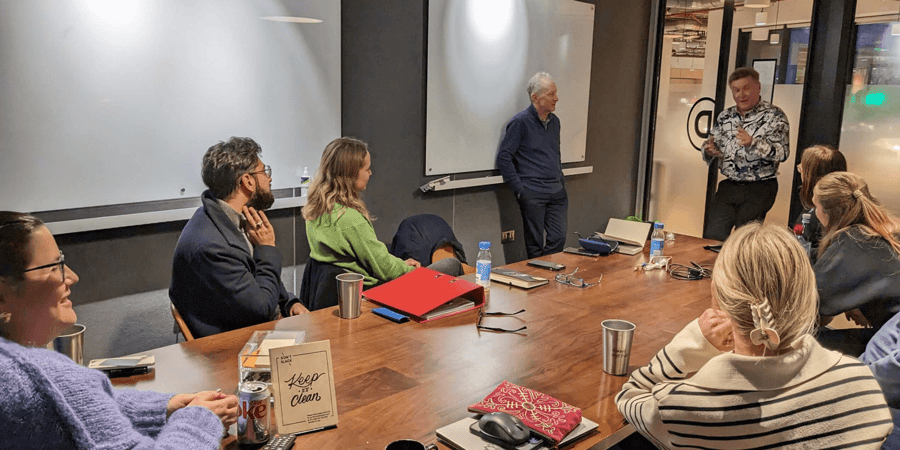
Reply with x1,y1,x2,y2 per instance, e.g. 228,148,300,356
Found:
666,0,784,18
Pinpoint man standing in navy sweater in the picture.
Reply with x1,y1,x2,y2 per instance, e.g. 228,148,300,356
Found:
497,72,567,258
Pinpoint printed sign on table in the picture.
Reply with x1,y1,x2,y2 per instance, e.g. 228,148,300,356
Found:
269,340,339,434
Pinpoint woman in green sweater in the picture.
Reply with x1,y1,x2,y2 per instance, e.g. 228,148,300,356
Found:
303,137,461,286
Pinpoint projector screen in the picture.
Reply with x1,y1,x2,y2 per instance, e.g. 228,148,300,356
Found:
0,0,340,212
425,0,595,176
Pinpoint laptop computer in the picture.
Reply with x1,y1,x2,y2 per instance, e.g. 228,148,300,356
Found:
593,218,653,256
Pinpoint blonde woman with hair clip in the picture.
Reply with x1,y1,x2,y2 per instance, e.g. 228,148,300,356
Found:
812,171,900,356
616,223,892,449
304,137,462,287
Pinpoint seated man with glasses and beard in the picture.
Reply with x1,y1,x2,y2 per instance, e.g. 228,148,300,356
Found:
170,137,307,339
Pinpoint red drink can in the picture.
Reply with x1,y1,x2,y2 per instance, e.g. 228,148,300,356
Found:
237,381,270,444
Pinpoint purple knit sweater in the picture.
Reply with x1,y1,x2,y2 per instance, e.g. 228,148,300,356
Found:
0,337,223,449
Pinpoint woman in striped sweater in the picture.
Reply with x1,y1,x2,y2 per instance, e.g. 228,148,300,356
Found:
616,222,893,449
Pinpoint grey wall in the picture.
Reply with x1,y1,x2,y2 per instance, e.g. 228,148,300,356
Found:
53,0,651,363
342,0,650,266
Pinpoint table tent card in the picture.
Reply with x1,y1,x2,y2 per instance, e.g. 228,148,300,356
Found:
269,340,339,434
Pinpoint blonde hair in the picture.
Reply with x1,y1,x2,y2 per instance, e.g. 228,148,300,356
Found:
815,172,900,257
712,223,818,351
302,137,372,222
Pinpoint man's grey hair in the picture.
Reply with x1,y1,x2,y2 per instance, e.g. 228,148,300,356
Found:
526,72,554,99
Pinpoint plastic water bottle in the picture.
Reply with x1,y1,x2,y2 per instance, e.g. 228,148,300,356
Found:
650,222,665,257
475,241,491,290
300,167,311,197
797,214,813,257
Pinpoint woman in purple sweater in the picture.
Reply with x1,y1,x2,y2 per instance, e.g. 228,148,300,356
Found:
0,211,238,449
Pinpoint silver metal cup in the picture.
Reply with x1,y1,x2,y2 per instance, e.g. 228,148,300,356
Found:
602,319,635,376
336,273,364,319
47,323,85,365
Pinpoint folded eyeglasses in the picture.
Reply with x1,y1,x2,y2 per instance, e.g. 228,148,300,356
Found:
476,308,526,333
554,267,600,288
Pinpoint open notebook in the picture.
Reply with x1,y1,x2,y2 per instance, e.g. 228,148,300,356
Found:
594,218,652,256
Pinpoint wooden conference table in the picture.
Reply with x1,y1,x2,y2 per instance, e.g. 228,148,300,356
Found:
112,235,718,449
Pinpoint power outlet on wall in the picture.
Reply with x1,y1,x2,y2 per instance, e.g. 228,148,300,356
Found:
501,230,515,243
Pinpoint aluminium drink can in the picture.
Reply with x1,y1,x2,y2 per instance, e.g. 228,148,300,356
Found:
237,381,271,444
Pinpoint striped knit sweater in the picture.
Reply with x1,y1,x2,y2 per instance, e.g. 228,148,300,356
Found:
616,320,893,449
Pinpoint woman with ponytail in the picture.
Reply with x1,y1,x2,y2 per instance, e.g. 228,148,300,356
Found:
813,171,900,355
616,223,892,448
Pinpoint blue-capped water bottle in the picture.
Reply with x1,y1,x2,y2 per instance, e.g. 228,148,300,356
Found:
476,241,491,290
650,222,665,257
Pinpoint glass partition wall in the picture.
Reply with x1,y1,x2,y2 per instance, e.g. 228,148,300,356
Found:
839,0,900,215
648,0,900,238
648,0,813,237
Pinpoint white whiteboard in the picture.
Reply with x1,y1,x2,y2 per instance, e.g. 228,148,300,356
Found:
0,0,340,212
426,0,595,175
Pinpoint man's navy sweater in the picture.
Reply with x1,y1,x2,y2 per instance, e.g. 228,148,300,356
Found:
496,104,564,195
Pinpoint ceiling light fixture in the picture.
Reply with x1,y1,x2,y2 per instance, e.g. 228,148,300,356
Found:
260,16,323,23
755,12,767,25
770,1,781,44
751,28,768,41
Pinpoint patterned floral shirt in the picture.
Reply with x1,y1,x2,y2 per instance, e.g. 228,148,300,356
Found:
704,99,790,182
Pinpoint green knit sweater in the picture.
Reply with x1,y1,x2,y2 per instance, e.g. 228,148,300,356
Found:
306,203,413,286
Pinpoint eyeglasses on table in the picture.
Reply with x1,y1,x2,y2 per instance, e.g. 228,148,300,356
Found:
476,308,527,333
554,267,600,288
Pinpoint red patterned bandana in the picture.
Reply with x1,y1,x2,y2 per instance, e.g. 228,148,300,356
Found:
468,380,582,444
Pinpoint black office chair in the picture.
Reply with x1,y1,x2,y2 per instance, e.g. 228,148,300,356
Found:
299,259,350,311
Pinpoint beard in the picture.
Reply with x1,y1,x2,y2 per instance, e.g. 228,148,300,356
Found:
247,185,275,211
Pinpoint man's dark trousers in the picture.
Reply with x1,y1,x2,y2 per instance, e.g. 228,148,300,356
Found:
518,187,568,258
704,178,778,241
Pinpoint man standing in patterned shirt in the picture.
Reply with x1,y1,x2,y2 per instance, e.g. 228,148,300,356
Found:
702,67,790,241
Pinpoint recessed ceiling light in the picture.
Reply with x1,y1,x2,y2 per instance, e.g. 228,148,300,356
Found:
260,16,322,23
755,12,767,25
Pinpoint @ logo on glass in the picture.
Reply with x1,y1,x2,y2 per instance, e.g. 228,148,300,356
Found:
687,97,715,151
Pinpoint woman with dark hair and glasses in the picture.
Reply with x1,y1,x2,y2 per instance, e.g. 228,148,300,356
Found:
0,211,238,449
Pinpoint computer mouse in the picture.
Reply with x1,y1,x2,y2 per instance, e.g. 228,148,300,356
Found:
477,412,530,445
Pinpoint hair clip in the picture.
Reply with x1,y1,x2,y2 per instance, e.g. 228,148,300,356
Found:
750,303,780,350
749,327,780,349
0,312,11,323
